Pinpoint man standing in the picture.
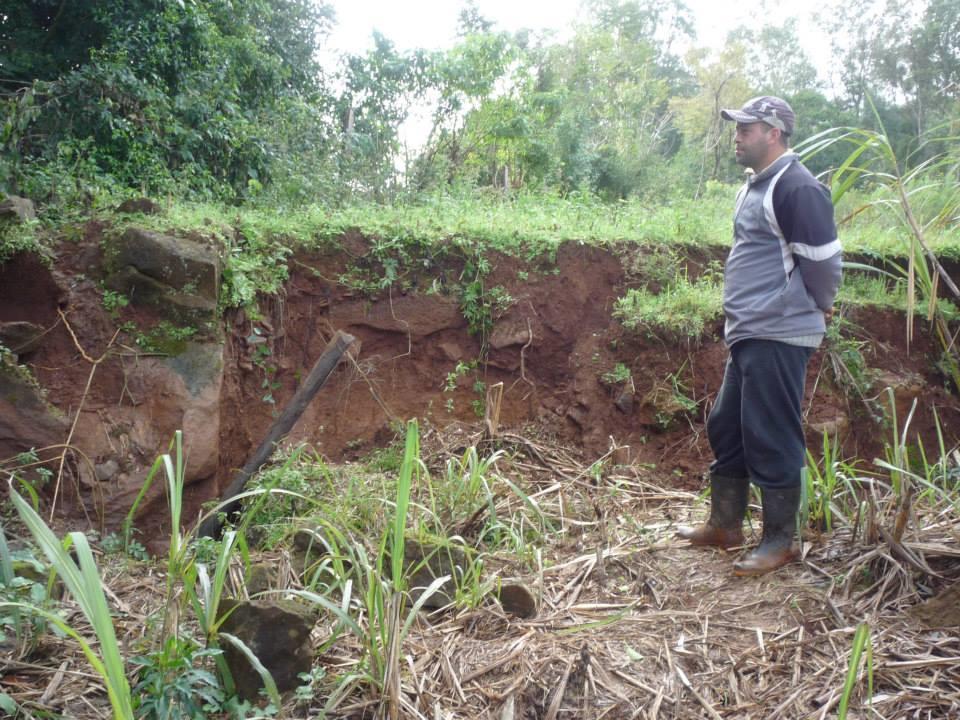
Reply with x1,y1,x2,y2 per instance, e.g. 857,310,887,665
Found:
677,96,842,576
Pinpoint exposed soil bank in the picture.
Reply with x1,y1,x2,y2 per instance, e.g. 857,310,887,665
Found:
3,228,958,533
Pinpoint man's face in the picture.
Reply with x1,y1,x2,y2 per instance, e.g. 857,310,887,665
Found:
734,122,775,170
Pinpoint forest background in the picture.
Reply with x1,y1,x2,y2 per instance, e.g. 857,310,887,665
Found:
1,0,957,210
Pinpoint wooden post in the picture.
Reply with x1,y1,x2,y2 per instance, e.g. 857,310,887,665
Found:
198,330,357,538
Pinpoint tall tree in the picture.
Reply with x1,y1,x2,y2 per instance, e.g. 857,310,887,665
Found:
670,44,752,187
1,0,335,198
727,19,820,96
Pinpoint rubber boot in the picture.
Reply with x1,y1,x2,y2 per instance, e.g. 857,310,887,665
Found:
676,473,748,549
733,485,801,576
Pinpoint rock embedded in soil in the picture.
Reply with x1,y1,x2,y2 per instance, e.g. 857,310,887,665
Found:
94,458,120,482
614,385,634,414
218,599,318,699
105,227,220,324
0,320,46,356
0,361,68,465
100,341,225,522
0,195,36,222
498,583,537,618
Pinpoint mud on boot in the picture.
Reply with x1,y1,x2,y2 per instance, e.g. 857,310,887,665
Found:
676,472,749,549
733,485,801,576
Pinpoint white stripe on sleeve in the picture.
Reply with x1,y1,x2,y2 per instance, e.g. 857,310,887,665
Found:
789,239,842,261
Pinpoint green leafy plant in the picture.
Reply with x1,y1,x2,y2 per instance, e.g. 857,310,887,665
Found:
799,113,960,389
102,289,129,316
0,528,50,656
121,320,197,355
132,636,224,720
601,362,631,385
803,433,859,532
244,445,330,547
101,532,149,562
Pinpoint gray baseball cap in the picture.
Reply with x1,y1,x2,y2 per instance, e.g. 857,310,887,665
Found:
721,96,795,135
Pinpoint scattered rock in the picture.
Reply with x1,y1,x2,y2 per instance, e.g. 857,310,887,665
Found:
116,197,160,215
218,599,317,700
809,413,850,440
909,583,960,627
566,403,589,429
0,195,36,223
611,445,631,466
614,385,634,414
94,459,120,482
438,341,466,361
875,370,925,418
641,377,695,431
0,321,46,356
490,316,535,349
244,564,275,597
394,539,470,610
498,583,537,618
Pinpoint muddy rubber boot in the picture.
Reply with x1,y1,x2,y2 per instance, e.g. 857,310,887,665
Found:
676,473,748,549
733,485,801,576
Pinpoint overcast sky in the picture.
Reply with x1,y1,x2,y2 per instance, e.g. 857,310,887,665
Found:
320,0,830,66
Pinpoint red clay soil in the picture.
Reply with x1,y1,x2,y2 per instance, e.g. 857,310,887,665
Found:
4,226,960,530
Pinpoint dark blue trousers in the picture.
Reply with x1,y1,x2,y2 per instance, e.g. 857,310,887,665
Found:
706,339,814,489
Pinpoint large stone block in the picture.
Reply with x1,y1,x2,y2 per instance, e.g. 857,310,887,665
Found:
108,228,220,305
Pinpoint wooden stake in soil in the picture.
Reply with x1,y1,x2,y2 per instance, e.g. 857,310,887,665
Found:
198,330,356,538
484,381,505,439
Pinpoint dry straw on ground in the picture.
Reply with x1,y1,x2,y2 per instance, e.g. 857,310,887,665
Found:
4,427,959,719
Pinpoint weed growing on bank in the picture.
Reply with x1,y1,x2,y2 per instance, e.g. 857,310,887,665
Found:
614,274,724,340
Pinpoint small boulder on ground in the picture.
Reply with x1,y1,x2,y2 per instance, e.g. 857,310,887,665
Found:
218,599,318,700
498,583,537,618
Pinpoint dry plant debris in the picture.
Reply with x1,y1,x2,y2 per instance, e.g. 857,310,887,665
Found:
3,427,959,719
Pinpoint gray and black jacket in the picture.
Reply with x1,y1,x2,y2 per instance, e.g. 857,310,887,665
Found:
723,152,842,347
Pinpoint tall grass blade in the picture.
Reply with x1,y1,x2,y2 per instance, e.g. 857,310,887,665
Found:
838,622,872,720
391,420,419,591
6,483,134,719
219,632,282,710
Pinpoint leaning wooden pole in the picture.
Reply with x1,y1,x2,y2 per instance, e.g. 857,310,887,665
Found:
198,330,356,538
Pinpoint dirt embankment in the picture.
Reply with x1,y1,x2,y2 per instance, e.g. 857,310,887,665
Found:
3,224,958,533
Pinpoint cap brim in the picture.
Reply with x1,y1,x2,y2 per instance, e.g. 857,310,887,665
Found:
720,109,762,123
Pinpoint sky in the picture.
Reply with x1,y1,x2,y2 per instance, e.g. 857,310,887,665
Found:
320,0,831,66
317,0,834,152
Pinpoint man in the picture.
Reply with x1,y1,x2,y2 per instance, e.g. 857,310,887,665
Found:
677,96,842,576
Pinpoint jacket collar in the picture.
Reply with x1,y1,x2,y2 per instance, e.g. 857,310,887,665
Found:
747,151,798,185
